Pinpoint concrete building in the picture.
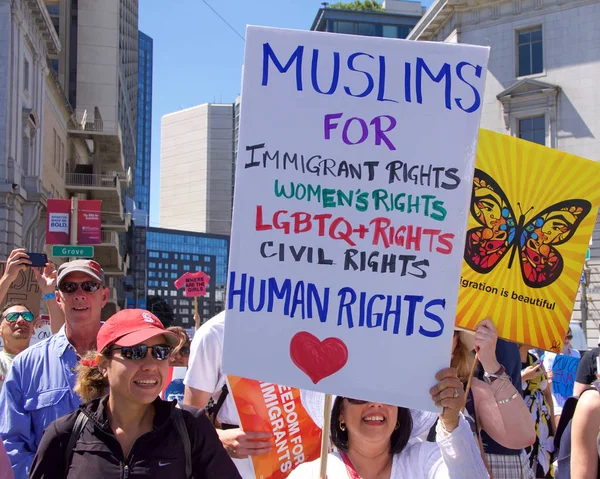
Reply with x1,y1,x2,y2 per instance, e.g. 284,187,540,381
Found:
408,0,600,346
160,103,234,236
0,0,60,255
311,0,424,37
46,0,138,296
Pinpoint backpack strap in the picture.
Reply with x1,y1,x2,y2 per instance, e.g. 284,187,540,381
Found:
64,411,89,471
173,406,193,479
554,395,579,450
207,384,229,426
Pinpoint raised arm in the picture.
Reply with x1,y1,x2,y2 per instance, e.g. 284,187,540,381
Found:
0,250,30,304
33,263,64,334
472,378,535,449
472,319,535,449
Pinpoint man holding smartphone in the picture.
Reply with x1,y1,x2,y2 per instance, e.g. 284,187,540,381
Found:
0,259,109,477
0,249,64,334
0,248,63,394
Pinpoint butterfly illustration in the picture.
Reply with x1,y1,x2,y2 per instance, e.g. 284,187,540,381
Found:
464,169,591,289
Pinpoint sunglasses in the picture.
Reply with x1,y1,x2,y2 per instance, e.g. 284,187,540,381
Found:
177,347,190,357
58,281,103,294
110,344,173,361
344,398,368,405
566,335,573,340
4,311,35,323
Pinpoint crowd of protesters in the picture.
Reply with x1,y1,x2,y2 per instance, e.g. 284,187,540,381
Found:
0,249,598,478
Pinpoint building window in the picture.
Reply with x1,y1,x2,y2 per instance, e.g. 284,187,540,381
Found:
333,21,355,34
518,116,545,145
23,59,30,92
382,25,397,38
518,27,543,76
357,23,376,36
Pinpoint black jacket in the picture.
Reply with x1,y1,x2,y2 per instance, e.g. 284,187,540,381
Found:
29,396,241,478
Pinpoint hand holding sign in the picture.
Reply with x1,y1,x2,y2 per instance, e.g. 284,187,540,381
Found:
473,319,501,374
430,367,465,432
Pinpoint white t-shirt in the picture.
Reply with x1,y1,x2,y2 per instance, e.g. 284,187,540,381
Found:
184,311,255,478
0,350,15,393
289,418,488,479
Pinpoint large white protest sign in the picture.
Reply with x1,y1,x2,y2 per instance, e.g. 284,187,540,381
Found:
223,26,489,411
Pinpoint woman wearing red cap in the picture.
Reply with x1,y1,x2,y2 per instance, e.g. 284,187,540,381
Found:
28,309,241,478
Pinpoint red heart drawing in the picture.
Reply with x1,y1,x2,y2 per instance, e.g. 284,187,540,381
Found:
290,332,348,384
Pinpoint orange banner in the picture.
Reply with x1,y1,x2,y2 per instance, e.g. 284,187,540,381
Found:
229,376,322,478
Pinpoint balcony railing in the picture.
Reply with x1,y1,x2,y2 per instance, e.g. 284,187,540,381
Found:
66,173,119,188
70,108,104,132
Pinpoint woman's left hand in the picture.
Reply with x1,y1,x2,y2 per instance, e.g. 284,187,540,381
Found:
429,367,465,432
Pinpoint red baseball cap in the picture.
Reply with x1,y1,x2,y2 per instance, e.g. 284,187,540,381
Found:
97,309,179,353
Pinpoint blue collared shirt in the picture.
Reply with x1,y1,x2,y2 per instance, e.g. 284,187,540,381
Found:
0,326,81,478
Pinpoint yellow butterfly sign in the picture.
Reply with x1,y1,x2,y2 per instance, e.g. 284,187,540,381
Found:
456,129,600,352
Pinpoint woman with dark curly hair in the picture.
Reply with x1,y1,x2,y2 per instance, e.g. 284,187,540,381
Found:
289,367,489,478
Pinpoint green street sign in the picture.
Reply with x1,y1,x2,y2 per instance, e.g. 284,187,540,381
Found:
51,245,94,258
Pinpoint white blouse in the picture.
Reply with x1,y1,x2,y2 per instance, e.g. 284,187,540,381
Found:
288,416,489,478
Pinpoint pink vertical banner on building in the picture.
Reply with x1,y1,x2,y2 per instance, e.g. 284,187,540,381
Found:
46,199,71,245
78,200,102,244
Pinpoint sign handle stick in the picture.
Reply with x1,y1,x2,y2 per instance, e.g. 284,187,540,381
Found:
70,197,78,247
462,352,479,412
193,296,199,330
319,394,333,479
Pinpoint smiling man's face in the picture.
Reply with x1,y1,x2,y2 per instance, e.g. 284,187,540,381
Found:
56,271,109,325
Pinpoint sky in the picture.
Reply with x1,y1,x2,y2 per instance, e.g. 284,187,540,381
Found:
139,0,435,226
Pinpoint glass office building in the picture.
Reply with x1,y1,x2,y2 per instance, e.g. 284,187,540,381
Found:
146,227,230,327
128,31,153,309
136,31,153,216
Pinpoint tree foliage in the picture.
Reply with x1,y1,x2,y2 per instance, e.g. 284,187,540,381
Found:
329,0,383,11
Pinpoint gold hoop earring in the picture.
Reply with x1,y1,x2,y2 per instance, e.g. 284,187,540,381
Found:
394,421,400,430
339,422,346,432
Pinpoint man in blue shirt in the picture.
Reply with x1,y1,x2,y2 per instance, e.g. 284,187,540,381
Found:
0,260,109,477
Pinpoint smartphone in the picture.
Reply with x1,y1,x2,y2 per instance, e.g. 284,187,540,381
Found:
26,253,48,267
